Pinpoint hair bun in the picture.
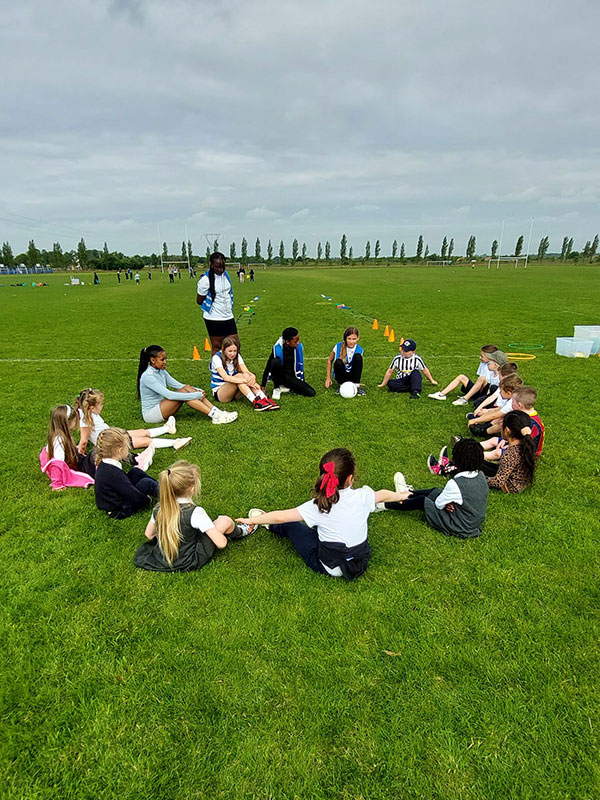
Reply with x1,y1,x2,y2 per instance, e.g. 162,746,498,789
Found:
521,426,532,436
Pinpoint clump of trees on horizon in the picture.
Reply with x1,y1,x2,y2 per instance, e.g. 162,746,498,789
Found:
1,231,598,271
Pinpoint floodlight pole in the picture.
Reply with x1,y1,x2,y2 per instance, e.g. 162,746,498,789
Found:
524,217,534,269
496,218,505,269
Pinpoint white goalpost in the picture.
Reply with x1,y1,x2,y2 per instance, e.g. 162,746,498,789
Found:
486,256,528,269
426,260,452,266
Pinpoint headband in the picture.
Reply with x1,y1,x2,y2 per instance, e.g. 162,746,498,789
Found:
521,426,532,436
320,462,339,498
64,404,72,416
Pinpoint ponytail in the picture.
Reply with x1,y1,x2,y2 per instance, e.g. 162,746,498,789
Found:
313,448,356,513
73,387,104,427
340,327,359,363
95,427,130,466
503,411,536,484
156,461,201,566
137,345,164,397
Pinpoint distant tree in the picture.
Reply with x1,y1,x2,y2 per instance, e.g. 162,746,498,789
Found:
51,242,65,270
375,239,380,258
213,238,219,253
255,237,261,261
26,238,40,268
267,239,273,265
448,238,454,258
392,239,398,258
365,241,371,260
441,237,448,259
230,241,237,260
567,237,574,257
241,237,248,265
466,236,476,258
400,242,405,259
416,235,424,259
591,234,599,257
162,242,168,263
102,242,111,271
279,240,285,262
292,238,299,261
76,238,87,269
424,244,429,259
582,240,591,258
2,241,15,268
514,235,524,257
325,241,331,261
491,239,498,258
205,246,211,263
181,241,186,260
348,246,353,261
150,253,159,267
340,234,347,262
317,242,322,261
560,236,569,260
302,242,307,260
537,236,550,260
187,240,192,261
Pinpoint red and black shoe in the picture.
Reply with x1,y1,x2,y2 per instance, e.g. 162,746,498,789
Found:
253,397,272,412
264,397,280,410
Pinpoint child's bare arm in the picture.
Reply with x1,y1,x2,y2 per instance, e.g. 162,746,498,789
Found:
422,367,438,386
463,375,485,401
144,519,157,540
325,351,335,387
378,368,394,387
374,489,411,504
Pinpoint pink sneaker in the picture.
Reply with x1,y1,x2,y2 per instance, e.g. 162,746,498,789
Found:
427,455,441,475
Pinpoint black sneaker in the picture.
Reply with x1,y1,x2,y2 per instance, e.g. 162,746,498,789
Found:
356,386,367,396
470,423,489,437
409,391,420,400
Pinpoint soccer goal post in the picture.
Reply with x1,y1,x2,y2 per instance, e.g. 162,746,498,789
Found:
486,256,528,270
426,260,452,266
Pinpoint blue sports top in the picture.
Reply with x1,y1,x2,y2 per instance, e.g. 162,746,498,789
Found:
139,366,205,413
334,341,363,372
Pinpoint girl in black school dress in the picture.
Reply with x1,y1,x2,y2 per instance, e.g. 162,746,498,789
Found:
94,428,158,520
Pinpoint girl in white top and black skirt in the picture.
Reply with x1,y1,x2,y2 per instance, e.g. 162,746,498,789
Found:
237,448,409,580
196,251,239,356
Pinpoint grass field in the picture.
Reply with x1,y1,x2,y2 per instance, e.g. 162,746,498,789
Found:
1,264,599,800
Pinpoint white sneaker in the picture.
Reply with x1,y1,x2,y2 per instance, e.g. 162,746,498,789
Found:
279,386,290,393
165,415,177,434
452,397,468,406
212,410,238,424
249,507,269,530
136,442,156,471
428,391,446,400
372,501,387,513
394,471,413,493
272,388,281,401
173,436,192,450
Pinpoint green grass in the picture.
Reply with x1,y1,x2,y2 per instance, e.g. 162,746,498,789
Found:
1,264,599,799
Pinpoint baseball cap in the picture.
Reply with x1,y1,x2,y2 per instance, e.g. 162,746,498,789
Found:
401,339,417,351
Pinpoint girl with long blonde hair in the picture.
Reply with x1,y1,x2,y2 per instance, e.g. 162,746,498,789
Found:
134,460,256,572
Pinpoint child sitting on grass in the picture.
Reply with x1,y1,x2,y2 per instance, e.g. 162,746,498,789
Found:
134,461,256,572
94,428,158,520
46,404,96,477
261,326,316,400
382,438,489,539
479,386,544,461
236,448,409,580
483,411,537,493
467,374,523,437
428,343,499,404
378,338,437,400
325,326,365,394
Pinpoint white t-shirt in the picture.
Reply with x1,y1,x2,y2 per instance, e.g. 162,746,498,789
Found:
435,471,479,507
150,497,214,532
476,362,495,384
79,409,110,445
297,486,375,577
500,397,514,414
52,435,66,462
197,273,234,321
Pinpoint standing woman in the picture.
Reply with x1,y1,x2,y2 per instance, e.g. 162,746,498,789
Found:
196,252,239,356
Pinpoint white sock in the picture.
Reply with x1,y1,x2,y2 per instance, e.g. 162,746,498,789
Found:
149,425,168,437
257,389,267,399
152,438,176,449
208,406,221,419
246,391,256,402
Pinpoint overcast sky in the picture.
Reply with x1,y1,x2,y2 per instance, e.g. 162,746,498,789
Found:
1,0,598,257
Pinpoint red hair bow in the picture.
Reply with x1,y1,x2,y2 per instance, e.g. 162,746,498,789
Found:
320,462,339,498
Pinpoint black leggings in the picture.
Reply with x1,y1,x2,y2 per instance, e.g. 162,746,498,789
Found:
385,488,436,511
270,357,316,397
333,355,363,385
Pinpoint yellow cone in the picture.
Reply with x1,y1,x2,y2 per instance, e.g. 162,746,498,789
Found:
388,329,395,343
372,319,379,330
204,338,211,352
399,336,405,345
383,324,390,337
192,346,201,360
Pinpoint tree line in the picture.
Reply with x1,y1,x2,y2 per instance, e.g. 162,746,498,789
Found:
2,232,599,271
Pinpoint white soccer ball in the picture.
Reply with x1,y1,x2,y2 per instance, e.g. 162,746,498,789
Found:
340,381,358,399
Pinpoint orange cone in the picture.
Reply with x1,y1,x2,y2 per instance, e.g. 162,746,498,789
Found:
204,338,211,352
372,318,379,330
192,346,201,360
383,324,390,337
399,336,405,345
388,329,395,343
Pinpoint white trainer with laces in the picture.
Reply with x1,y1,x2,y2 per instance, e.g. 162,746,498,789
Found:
428,391,446,400
393,471,414,493
452,396,468,406
212,410,238,425
136,442,156,471
173,437,192,451
279,386,290,393
249,508,269,530
272,388,281,401
372,502,387,513
165,415,177,434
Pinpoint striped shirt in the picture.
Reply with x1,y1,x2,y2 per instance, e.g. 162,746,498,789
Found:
389,353,426,378
210,352,246,394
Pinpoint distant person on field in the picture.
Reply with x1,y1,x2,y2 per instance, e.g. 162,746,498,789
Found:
196,251,239,356
147,270,152,280
169,267,174,284
94,272,100,285
378,338,437,400
261,326,316,400
249,268,255,282
135,272,140,285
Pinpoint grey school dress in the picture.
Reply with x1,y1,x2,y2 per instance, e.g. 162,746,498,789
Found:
424,472,489,539
134,503,216,572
